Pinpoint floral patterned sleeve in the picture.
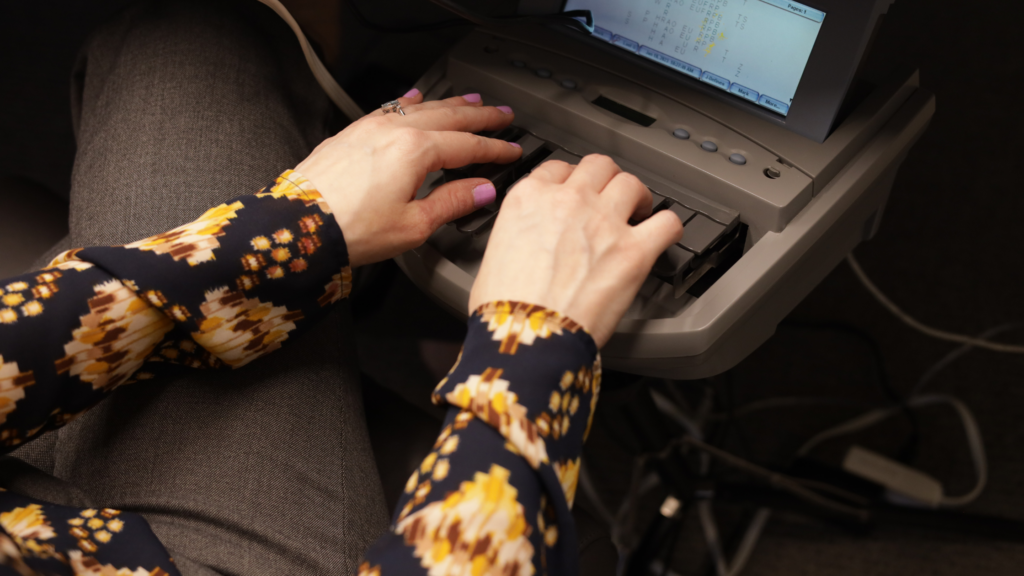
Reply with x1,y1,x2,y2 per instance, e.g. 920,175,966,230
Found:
358,302,602,576
0,169,601,576
0,170,349,574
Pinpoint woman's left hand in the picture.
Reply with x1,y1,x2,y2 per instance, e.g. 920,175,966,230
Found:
296,90,522,267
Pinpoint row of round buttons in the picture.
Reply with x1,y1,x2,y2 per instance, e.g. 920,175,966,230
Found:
518,62,580,90
673,129,746,165
515,59,749,167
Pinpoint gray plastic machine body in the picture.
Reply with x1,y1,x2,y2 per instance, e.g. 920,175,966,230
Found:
393,27,935,379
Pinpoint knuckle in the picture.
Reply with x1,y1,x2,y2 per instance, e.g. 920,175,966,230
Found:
437,106,461,122
620,172,645,191
478,135,500,156
505,181,528,200
553,188,586,212
586,154,618,170
506,179,539,204
393,127,425,147
409,205,436,240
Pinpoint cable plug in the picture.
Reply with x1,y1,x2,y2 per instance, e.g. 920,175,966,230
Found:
842,445,943,508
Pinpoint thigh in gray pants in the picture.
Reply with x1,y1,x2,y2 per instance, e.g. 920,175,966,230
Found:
6,1,389,574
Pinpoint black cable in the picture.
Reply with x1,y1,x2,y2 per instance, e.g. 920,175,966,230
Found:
721,371,755,459
658,517,683,576
779,319,920,463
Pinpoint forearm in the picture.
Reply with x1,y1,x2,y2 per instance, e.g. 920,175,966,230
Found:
360,301,600,575
0,170,349,452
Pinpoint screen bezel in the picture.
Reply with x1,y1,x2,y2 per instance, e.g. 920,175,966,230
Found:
518,0,893,142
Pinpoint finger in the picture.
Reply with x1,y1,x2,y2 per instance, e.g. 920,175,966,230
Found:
399,104,515,133
600,172,654,221
365,88,425,118
529,159,576,184
413,178,497,230
373,93,485,118
400,93,485,115
565,154,622,195
423,131,523,172
632,210,685,264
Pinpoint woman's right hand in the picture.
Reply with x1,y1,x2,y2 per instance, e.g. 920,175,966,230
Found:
468,154,685,348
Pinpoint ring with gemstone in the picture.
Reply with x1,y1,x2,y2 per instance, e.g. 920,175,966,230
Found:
381,100,406,116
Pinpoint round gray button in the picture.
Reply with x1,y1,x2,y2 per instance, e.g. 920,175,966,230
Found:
764,166,782,179
729,153,747,165
701,141,718,152
560,79,577,89
672,128,690,140
535,68,552,78
511,60,526,67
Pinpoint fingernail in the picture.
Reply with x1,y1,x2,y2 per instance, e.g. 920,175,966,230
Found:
403,88,420,98
497,105,513,114
462,93,482,103
472,183,496,207
509,142,521,149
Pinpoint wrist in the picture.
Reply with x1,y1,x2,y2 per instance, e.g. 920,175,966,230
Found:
271,169,352,269
432,301,600,467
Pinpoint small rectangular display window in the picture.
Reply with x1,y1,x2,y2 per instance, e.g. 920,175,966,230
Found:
592,95,656,126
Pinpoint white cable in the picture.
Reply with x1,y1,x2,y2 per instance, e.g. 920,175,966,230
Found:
929,395,987,507
795,407,895,458
257,0,365,121
708,395,871,421
912,323,1019,395
698,500,730,576
795,393,987,507
697,500,771,576
846,254,1024,354
726,508,771,576
652,390,769,576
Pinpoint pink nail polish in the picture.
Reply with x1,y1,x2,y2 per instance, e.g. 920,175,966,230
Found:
403,88,420,98
497,105,513,114
509,142,521,149
463,93,482,103
472,183,496,207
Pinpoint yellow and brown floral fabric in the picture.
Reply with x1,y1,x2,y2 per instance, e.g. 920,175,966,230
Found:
360,301,601,576
0,170,347,574
0,172,601,576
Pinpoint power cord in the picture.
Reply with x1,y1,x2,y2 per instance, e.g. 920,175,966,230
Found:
847,254,1024,353
778,319,920,462
912,323,1019,395
256,0,365,120
682,436,870,522
794,393,987,507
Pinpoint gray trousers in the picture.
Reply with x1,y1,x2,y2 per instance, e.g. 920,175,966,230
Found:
6,1,389,574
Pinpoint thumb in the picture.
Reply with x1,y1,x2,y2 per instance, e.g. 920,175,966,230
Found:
414,178,497,230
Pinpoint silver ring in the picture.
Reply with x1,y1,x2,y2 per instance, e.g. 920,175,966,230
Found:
381,100,406,116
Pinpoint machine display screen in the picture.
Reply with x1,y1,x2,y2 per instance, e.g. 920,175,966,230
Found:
563,0,826,116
